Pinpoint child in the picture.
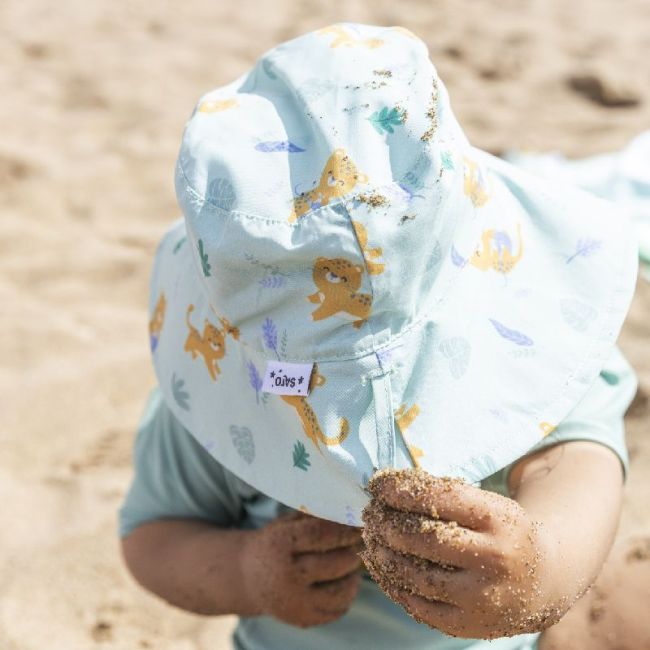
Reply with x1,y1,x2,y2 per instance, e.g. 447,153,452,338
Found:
119,23,649,649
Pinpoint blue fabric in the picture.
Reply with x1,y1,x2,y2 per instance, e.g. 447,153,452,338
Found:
118,346,635,650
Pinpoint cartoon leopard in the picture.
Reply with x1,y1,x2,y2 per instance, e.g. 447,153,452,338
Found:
352,221,385,275
184,305,240,381
281,365,350,453
470,224,524,274
290,149,368,222
149,292,167,352
307,257,372,329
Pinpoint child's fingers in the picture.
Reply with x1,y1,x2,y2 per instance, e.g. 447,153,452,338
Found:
362,501,488,570
368,469,495,531
287,516,361,553
364,543,476,606
293,547,362,584
311,571,362,608
387,586,464,633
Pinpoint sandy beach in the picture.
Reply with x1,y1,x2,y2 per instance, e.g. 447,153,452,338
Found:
1,1,649,647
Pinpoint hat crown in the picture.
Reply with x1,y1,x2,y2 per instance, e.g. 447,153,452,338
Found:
175,24,480,360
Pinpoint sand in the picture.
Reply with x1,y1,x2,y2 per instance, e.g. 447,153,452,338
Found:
1,1,649,648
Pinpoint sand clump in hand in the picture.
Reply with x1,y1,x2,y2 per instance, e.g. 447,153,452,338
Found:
360,469,467,601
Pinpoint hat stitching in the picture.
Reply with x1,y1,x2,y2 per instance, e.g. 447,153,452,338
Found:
340,201,379,350
175,191,483,365
178,151,467,229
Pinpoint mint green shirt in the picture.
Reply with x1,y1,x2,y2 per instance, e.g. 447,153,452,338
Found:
119,347,635,650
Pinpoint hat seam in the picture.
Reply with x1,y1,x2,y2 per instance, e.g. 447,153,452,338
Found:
178,158,425,227
340,200,381,357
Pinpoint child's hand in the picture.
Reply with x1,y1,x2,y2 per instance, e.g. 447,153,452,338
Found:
241,512,363,628
361,469,561,639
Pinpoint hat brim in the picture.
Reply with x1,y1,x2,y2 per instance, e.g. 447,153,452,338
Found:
149,147,637,525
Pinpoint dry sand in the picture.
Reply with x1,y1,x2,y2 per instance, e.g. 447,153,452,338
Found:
1,1,649,648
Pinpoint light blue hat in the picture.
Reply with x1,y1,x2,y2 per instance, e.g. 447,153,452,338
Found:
148,23,637,525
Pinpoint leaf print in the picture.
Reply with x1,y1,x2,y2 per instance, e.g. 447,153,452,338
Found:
441,150,455,171
262,318,279,357
450,244,467,268
246,361,263,404
566,238,602,264
292,440,311,471
197,239,211,277
172,236,187,254
230,425,255,464
206,177,236,211
560,298,598,332
439,337,471,379
171,373,190,411
368,106,405,135
600,370,620,386
259,275,286,289
400,151,429,193
255,141,306,153
489,319,534,346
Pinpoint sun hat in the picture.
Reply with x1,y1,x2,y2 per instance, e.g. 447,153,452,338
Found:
148,23,637,525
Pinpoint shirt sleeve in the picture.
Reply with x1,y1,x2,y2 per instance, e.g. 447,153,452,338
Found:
482,345,638,496
118,388,247,538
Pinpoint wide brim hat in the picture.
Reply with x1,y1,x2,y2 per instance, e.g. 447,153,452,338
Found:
148,23,637,525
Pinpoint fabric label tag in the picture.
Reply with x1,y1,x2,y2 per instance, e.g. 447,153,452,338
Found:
262,360,314,396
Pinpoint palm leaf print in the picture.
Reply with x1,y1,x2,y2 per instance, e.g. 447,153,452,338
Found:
292,440,311,471
197,239,211,277
230,425,256,464
368,106,405,135
171,373,190,411
489,319,534,346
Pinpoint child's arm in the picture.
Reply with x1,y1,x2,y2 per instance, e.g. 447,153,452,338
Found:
360,440,623,639
121,512,363,627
